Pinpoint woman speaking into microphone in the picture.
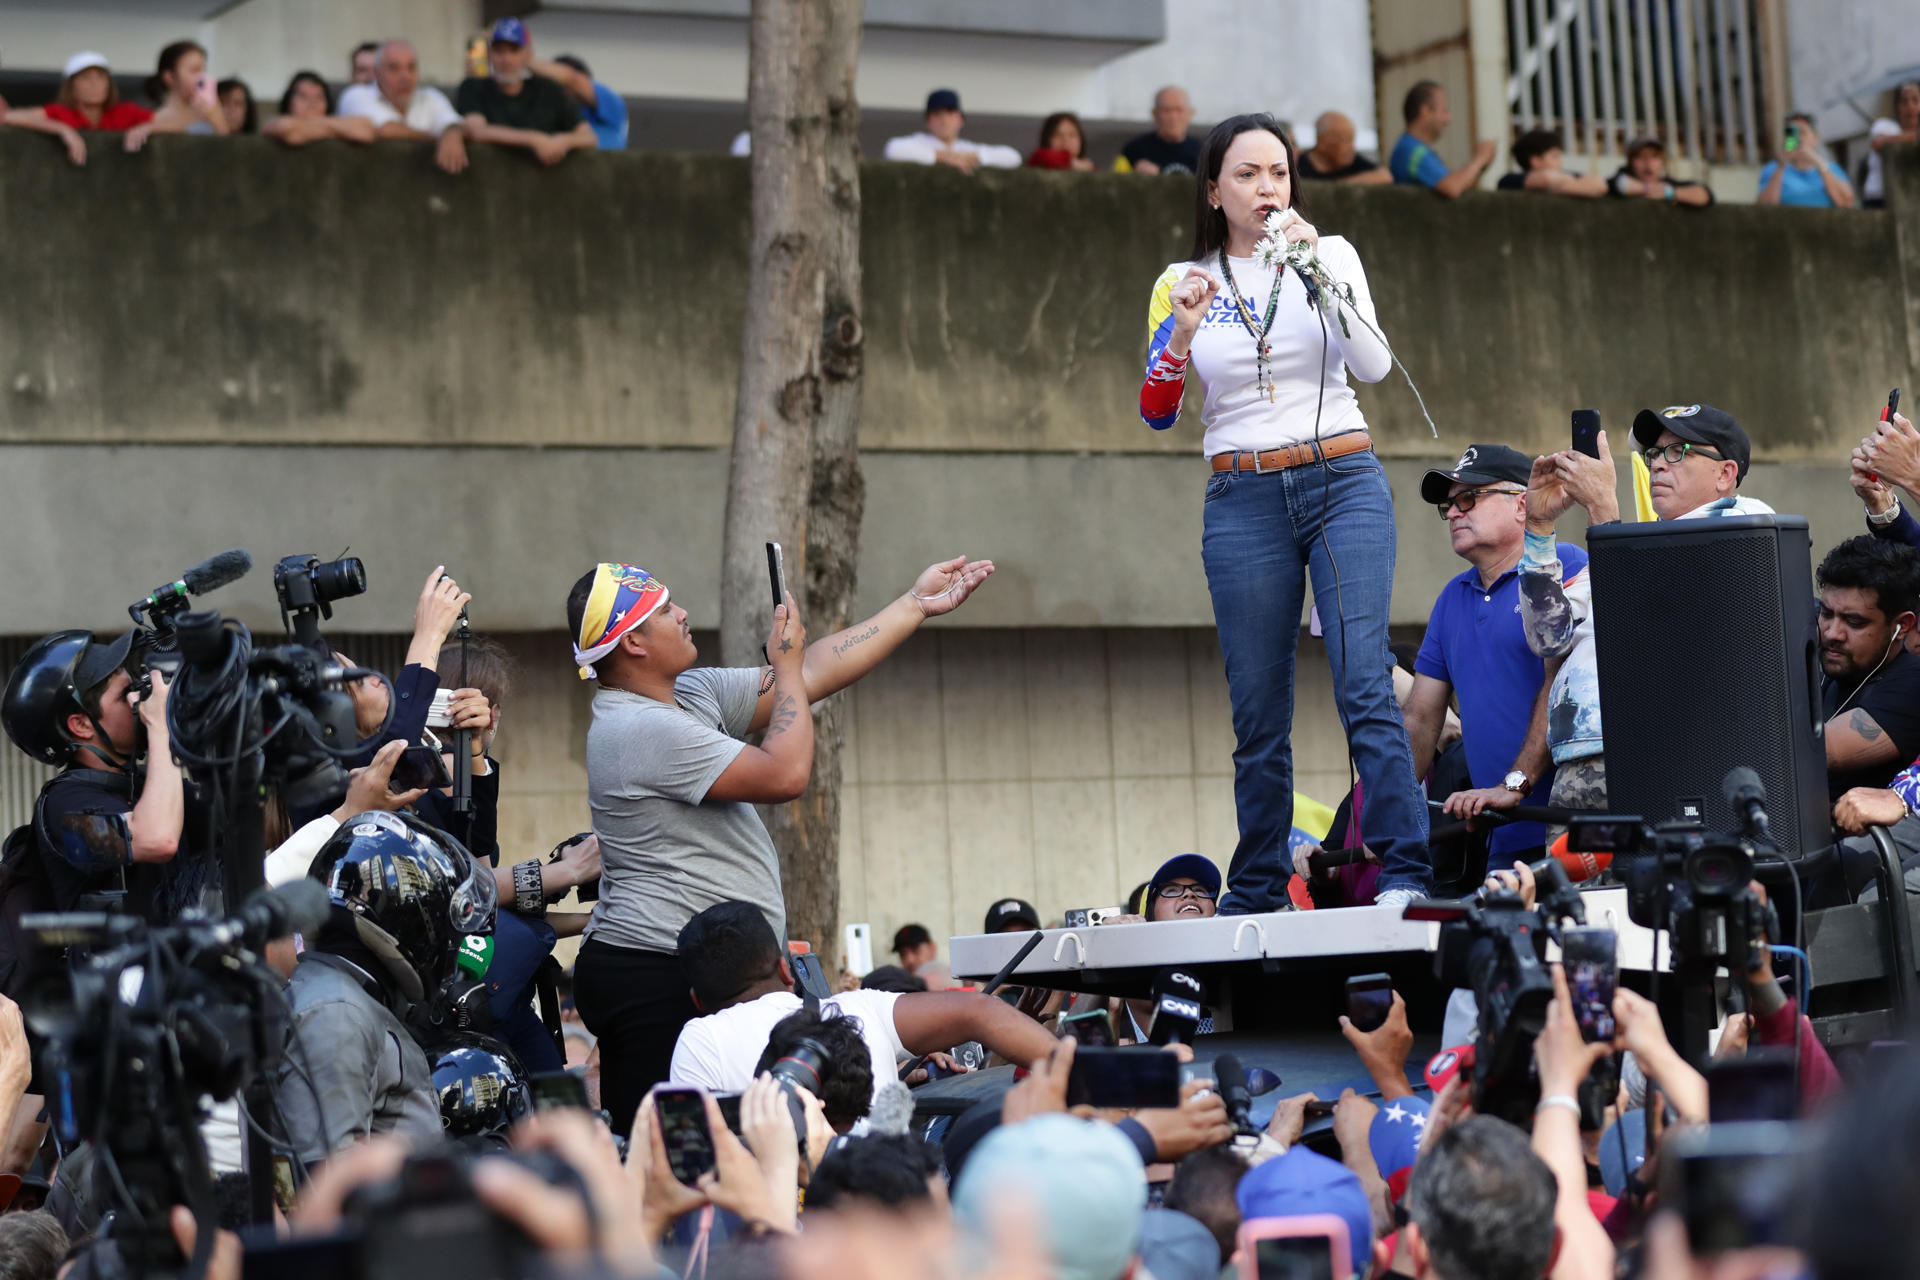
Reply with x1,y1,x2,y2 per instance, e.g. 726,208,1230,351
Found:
1140,113,1431,913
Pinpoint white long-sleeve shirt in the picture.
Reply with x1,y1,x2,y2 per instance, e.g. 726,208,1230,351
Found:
1142,235,1391,456
882,131,1021,169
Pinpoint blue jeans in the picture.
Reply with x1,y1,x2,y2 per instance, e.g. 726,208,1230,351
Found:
1201,451,1432,911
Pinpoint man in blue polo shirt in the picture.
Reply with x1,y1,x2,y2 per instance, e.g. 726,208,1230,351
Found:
1388,80,1496,199
1401,444,1588,869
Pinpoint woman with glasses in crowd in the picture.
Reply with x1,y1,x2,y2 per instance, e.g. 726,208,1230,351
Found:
1138,113,1431,914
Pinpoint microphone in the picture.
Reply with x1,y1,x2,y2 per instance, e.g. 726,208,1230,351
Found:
134,549,253,613
209,879,331,950
1147,969,1206,1046
1723,766,1772,841
1212,1052,1254,1135
864,1079,917,1137
1294,264,1322,307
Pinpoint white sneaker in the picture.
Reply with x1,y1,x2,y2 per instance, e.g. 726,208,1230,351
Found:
1374,888,1420,911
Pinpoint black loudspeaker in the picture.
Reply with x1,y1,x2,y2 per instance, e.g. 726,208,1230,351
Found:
1588,515,1830,857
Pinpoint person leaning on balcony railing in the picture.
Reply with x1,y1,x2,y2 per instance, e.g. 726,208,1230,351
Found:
336,39,469,175
1607,136,1713,208
263,72,375,149
2,52,153,166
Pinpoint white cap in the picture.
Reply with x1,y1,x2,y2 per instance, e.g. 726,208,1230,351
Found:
63,51,109,80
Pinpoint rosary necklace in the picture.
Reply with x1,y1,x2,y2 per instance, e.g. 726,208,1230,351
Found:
1218,247,1283,402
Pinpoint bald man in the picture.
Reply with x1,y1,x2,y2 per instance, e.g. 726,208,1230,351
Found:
1120,86,1200,176
1299,111,1392,185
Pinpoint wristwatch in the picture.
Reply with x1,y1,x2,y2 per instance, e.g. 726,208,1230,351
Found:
1502,769,1532,797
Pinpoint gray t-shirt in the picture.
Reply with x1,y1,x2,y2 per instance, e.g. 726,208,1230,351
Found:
584,668,785,953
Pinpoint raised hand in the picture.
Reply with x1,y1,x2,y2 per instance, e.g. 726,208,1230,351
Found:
1169,267,1220,337
910,556,995,618
1527,453,1574,530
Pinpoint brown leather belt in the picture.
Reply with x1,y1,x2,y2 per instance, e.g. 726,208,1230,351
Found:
1209,432,1373,473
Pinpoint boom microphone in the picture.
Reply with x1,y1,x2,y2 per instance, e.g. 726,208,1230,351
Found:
130,549,253,622
1723,766,1772,842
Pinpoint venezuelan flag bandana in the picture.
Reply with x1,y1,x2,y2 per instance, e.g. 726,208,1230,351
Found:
573,563,669,679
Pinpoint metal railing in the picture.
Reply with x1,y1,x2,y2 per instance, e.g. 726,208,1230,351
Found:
1507,0,1777,169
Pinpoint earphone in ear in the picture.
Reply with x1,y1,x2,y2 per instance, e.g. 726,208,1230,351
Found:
1896,623,1906,641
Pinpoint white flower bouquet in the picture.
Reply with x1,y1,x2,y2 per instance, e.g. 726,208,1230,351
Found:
1250,209,1438,437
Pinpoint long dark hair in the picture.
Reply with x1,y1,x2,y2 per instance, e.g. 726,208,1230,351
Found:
278,71,334,117
1036,111,1086,159
217,78,256,133
1190,113,1308,261
145,40,204,103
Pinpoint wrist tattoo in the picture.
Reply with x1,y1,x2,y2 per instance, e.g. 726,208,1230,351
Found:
767,692,800,737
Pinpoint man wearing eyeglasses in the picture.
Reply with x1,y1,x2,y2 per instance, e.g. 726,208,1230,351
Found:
1629,404,1773,521
1403,445,1589,868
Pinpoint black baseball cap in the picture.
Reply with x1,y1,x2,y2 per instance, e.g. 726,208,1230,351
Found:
1419,443,1534,506
984,897,1040,932
926,88,961,114
73,629,135,695
1632,404,1751,481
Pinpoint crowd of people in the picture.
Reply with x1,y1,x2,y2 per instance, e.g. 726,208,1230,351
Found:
3,14,1910,217
0,18,626,171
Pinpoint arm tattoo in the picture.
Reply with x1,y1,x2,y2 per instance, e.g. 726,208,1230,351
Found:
832,624,881,660
766,693,799,737
759,667,776,695
1850,708,1885,742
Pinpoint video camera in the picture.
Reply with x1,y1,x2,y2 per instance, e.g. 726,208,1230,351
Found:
164,552,375,821
20,881,329,1278
124,550,254,699
1405,858,1587,1126
1566,767,1779,976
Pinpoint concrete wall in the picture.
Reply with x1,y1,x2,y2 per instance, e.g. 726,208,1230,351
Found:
2,135,1913,464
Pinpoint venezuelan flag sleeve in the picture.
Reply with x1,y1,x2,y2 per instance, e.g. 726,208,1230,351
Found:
1141,265,1188,430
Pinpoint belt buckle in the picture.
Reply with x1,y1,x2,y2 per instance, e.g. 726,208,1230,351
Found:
1252,449,1267,475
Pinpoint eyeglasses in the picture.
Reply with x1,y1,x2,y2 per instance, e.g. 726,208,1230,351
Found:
1435,487,1525,518
1642,442,1725,466
1156,882,1217,900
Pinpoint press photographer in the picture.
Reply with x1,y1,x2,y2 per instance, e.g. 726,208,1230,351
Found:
273,811,496,1167
2,628,184,920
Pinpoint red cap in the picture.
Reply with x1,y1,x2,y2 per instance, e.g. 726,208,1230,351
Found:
1424,1043,1476,1093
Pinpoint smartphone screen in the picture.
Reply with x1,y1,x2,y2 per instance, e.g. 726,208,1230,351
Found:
1560,927,1618,1042
1669,1123,1799,1254
1060,1010,1116,1047
766,541,787,609
654,1089,716,1185
1571,409,1602,459
1344,973,1393,1033
1254,1236,1337,1280
1705,1049,1797,1122
528,1069,590,1112
1065,1048,1180,1109
388,745,452,793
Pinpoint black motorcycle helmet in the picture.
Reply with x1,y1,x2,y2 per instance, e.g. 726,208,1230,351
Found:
429,1032,531,1140
309,810,497,1003
2,629,136,766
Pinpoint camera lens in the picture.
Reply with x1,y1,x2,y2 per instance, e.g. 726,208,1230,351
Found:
1688,848,1749,895
311,557,367,604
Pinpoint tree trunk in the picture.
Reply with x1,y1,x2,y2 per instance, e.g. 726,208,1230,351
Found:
719,0,866,973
